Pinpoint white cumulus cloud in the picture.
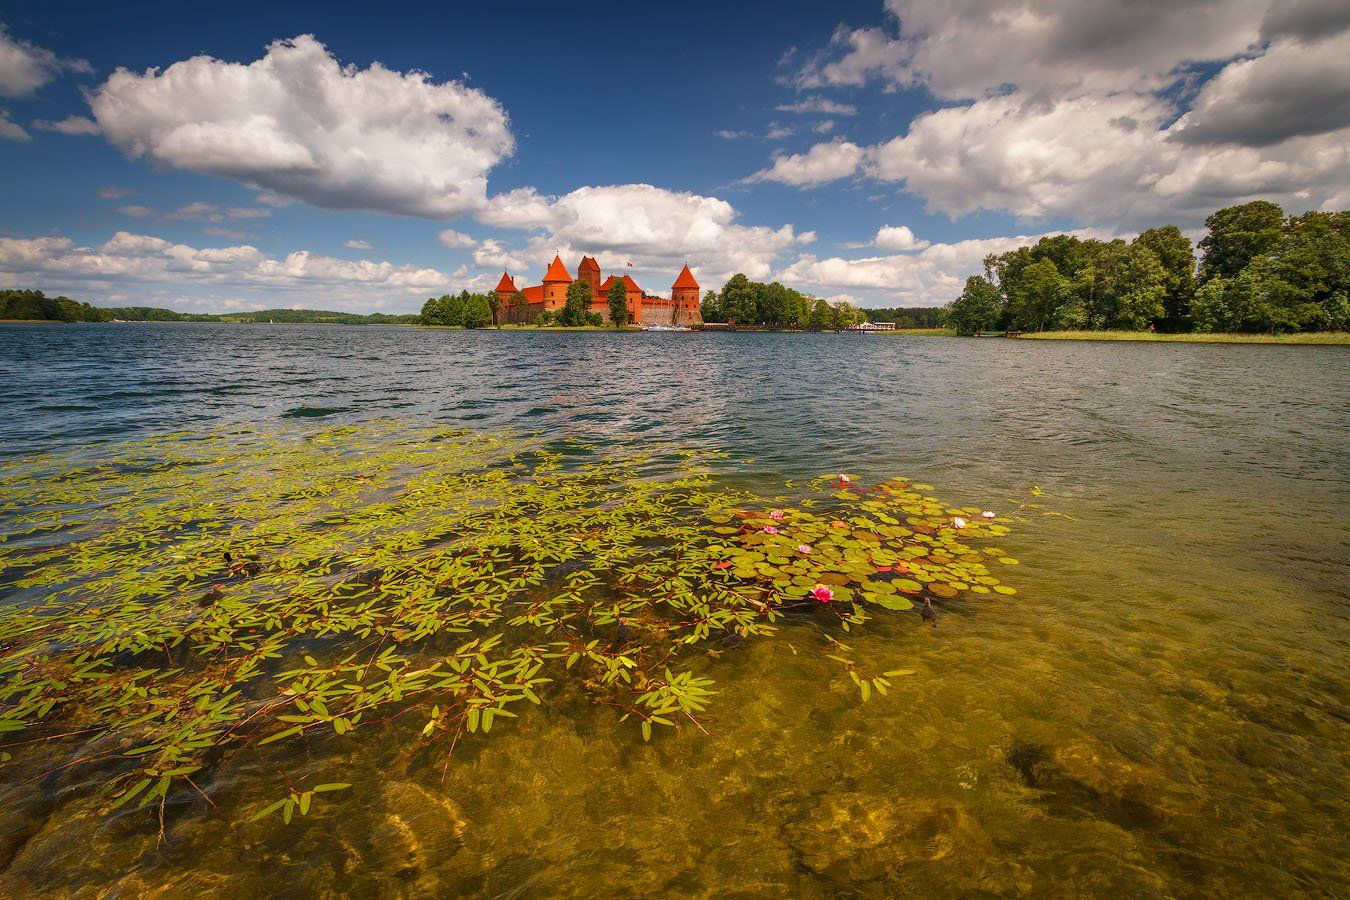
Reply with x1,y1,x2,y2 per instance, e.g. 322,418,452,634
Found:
0,230,453,311
872,225,928,252
437,228,476,249
472,239,523,271
88,35,514,218
797,0,1268,100
0,24,90,98
747,141,866,187
763,1,1350,226
478,183,803,284
1170,31,1350,147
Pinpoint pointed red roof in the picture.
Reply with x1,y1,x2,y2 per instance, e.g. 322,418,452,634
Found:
578,255,600,272
672,264,699,290
542,255,572,282
494,271,517,293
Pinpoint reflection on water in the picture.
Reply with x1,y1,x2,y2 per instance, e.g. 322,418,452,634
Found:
0,324,1347,897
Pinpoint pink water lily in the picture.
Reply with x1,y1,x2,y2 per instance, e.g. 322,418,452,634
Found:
981,510,996,519
809,584,834,603
798,544,813,554
763,525,780,535
838,474,851,484
952,516,968,529
769,509,785,520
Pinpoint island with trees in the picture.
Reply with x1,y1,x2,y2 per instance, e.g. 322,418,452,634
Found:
945,201,1348,339
7,201,1344,341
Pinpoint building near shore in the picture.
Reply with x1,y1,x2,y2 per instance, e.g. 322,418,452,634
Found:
496,256,701,325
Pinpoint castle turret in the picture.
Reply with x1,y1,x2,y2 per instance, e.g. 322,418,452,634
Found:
577,255,601,292
541,255,572,311
671,264,701,325
494,271,518,325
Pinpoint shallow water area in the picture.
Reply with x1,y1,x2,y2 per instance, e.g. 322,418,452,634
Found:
0,323,1347,897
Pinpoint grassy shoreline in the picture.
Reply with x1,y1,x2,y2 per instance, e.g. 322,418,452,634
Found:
1012,330,1348,345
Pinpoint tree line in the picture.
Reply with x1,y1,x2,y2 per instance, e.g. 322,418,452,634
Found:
946,201,1350,335
0,290,420,324
859,306,947,328
700,274,865,329
419,290,497,327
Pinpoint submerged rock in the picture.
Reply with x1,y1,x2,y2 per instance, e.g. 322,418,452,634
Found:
364,780,467,888
1008,740,1169,829
785,792,988,882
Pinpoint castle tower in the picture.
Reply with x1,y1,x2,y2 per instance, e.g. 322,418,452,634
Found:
494,271,517,324
577,255,601,292
541,255,572,312
671,264,701,326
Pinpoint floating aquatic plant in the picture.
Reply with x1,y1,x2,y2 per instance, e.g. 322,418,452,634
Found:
0,422,1028,824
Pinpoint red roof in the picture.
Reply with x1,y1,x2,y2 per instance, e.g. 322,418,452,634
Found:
542,255,572,282
494,272,517,293
578,255,600,273
600,274,643,293
672,264,699,290
521,285,545,303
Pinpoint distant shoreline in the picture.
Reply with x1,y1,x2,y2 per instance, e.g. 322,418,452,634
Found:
4,319,1343,344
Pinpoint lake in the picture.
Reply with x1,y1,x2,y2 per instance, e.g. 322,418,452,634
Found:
1,323,1347,897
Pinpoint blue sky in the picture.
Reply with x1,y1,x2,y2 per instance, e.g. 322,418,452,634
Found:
2,0,1347,312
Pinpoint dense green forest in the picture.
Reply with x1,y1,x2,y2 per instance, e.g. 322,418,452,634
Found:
0,290,417,325
419,290,497,327
946,202,1350,335
699,274,865,329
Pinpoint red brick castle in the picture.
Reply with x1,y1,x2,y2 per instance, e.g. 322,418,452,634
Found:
496,256,701,325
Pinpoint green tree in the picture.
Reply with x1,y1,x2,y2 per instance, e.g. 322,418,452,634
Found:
830,300,863,330
1075,241,1166,330
785,287,810,327
443,292,468,327
535,309,555,326
1190,277,1234,332
420,296,448,326
1133,225,1196,326
1198,201,1284,283
607,278,629,327
946,275,1003,334
560,280,591,326
1006,259,1069,331
700,289,722,323
1269,211,1350,329
808,297,832,330
462,294,492,328
1228,256,1306,332
719,274,756,324
487,292,502,327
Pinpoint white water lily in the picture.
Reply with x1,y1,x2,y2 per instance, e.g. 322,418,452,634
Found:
839,474,851,484
952,516,967,528
981,511,995,519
